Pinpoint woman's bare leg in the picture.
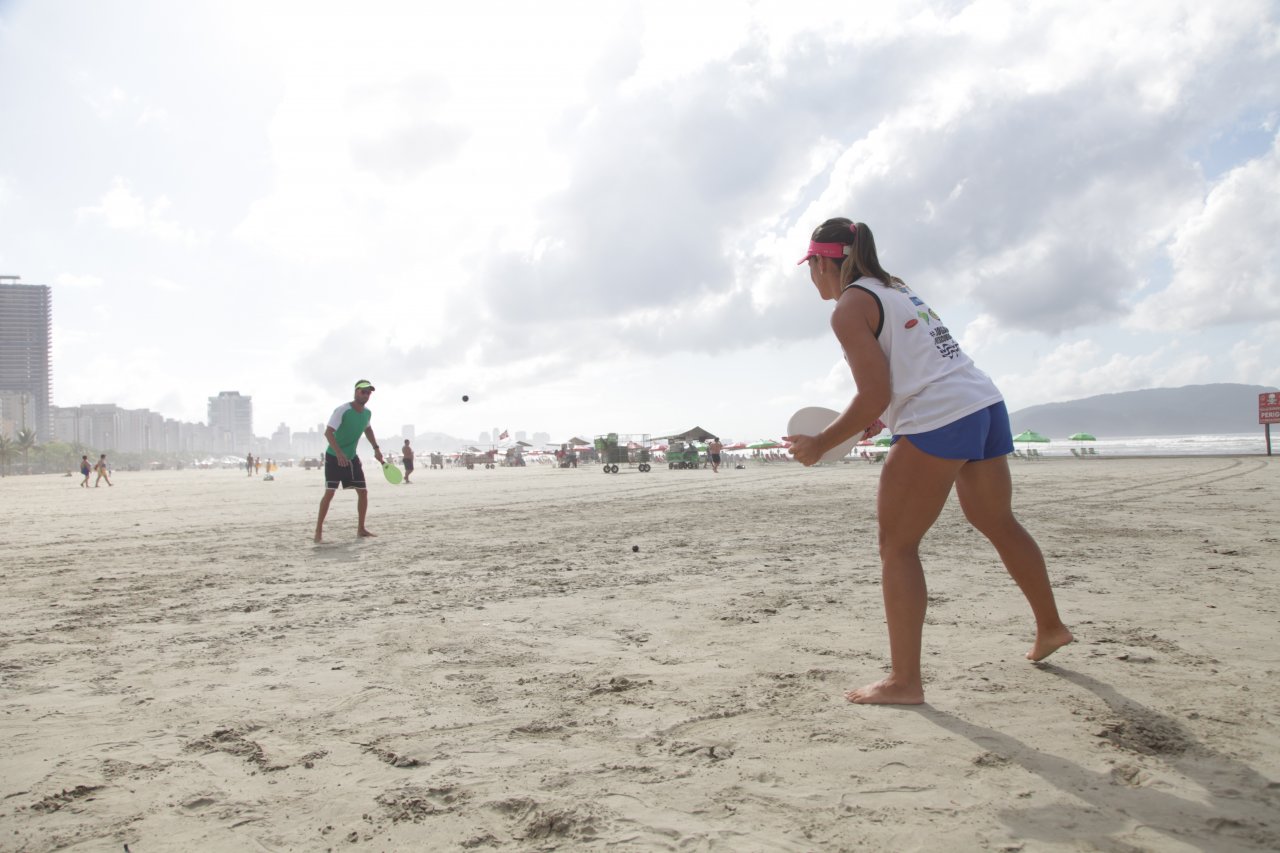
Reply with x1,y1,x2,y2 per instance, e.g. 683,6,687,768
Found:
955,455,1072,660
847,439,966,705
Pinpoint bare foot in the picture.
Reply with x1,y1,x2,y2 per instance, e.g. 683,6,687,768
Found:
357,528,377,538
1027,626,1074,662
314,531,323,543
845,677,924,705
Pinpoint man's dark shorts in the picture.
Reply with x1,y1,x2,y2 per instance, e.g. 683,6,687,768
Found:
324,453,366,490
404,459,414,473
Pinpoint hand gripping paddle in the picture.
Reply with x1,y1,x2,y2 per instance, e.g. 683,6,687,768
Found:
786,406,863,463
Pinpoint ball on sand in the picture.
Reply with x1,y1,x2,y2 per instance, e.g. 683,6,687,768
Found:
632,545,639,552
462,395,469,402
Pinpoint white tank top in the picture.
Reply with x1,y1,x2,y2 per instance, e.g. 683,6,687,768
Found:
845,277,1003,434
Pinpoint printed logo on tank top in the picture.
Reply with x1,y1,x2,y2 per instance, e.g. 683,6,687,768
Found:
930,325,961,359
904,305,941,330
901,292,957,358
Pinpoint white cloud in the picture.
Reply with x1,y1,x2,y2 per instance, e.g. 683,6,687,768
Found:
462,0,1280,371
994,337,1219,409
53,273,103,290
1131,133,1280,329
77,79,170,128
76,178,208,246
1229,332,1280,387
956,313,1008,357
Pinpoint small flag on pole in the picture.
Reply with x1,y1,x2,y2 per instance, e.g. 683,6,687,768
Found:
499,429,509,440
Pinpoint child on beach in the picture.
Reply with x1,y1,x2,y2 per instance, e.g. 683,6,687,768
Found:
784,219,1072,705
79,455,91,488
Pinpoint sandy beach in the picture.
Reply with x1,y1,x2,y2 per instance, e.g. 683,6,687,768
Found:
1,456,1277,852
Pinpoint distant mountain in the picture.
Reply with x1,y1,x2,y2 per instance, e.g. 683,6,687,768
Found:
410,430,475,452
1008,384,1277,437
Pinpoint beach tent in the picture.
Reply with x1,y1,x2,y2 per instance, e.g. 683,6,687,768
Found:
660,422,721,440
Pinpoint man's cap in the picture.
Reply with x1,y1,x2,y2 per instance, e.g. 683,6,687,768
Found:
354,379,376,391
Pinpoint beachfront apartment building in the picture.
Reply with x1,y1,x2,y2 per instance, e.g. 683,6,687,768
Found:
51,403,216,454
207,391,253,454
50,398,321,459
0,278,53,442
291,425,328,459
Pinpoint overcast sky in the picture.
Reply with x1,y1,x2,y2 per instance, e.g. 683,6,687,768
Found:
2,0,1277,444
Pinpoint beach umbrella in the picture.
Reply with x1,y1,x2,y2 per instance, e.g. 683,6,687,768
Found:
1068,431,1096,456
874,436,893,447
1013,429,1050,456
748,440,783,449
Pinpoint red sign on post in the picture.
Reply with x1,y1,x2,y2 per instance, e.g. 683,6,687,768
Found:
1260,392,1280,424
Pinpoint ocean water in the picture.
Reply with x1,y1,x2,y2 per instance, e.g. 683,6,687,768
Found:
1020,432,1273,458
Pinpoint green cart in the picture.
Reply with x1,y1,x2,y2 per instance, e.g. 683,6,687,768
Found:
594,433,653,474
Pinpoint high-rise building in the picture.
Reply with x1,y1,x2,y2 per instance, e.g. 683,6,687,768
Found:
0,278,53,442
270,422,292,456
207,391,253,453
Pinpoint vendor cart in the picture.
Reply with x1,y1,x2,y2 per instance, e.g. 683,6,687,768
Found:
593,432,653,474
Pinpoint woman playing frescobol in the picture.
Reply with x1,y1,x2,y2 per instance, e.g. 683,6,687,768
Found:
785,218,1073,705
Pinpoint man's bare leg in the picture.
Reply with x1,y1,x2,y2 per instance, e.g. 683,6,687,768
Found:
956,456,1072,661
315,489,336,542
847,440,965,705
356,489,375,538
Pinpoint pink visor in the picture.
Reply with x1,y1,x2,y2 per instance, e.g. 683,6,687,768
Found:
796,240,848,265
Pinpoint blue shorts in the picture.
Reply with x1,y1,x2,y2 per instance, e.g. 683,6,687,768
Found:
893,401,1013,461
